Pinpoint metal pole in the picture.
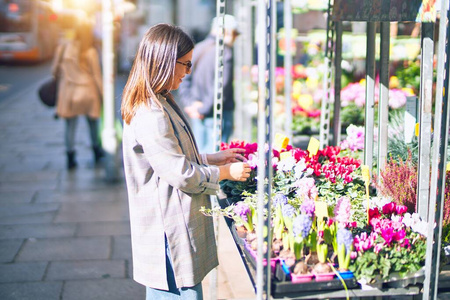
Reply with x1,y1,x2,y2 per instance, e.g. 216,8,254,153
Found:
242,0,254,142
256,0,267,298
210,2,226,299
417,22,435,221
284,0,293,141
424,1,450,298
377,22,390,180
264,0,275,296
332,22,342,146
364,22,376,168
212,0,226,152
319,0,334,149
234,0,244,141
102,0,119,182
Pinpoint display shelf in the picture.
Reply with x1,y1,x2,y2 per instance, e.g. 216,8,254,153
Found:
218,198,426,299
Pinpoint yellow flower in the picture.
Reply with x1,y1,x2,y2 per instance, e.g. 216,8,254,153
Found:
298,94,314,110
389,76,400,89
292,80,302,99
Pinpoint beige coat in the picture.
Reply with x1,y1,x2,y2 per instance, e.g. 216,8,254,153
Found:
52,42,103,119
122,95,220,290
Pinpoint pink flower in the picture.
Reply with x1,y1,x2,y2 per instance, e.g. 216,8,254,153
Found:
381,227,394,245
353,232,377,252
395,205,408,215
374,243,383,254
334,196,351,226
295,177,318,201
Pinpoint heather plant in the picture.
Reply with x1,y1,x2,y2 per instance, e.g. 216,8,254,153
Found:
444,170,450,227
373,152,417,213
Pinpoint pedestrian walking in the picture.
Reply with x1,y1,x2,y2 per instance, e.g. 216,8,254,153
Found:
53,22,104,169
120,23,251,299
180,14,240,153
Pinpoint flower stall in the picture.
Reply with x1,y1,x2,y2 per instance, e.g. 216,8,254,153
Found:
203,0,450,298
201,135,448,298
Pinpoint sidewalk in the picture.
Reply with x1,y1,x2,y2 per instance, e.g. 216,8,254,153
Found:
0,75,254,300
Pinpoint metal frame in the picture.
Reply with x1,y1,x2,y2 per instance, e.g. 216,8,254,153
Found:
223,0,450,298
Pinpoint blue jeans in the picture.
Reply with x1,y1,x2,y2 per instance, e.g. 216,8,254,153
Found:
146,235,203,300
65,116,99,152
191,110,234,153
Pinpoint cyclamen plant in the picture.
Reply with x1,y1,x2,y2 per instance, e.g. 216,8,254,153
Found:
350,201,426,282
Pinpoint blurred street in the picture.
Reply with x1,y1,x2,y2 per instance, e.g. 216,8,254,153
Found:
0,61,254,300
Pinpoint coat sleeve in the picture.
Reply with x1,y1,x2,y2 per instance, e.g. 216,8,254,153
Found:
133,106,220,195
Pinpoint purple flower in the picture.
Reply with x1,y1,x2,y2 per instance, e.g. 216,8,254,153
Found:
234,202,251,222
282,204,296,218
300,199,315,217
337,228,353,252
292,214,312,238
273,193,288,207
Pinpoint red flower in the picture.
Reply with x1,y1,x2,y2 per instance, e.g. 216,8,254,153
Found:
382,202,396,215
369,207,381,222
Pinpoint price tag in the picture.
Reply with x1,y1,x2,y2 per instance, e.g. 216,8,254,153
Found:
361,165,371,185
307,137,320,157
274,133,289,151
280,151,292,161
315,201,328,220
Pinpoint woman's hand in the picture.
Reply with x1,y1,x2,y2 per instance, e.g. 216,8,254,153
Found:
218,162,251,182
207,148,247,166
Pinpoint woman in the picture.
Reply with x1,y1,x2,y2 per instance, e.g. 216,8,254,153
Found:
53,22,103,169
121,23,251,299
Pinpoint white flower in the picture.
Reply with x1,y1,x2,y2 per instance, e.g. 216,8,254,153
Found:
293,159,307,179
277,156,296,172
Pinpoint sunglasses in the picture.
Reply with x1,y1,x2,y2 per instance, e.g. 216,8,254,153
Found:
176,61,192,71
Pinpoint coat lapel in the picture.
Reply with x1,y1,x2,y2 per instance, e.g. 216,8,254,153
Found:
158,95,202,164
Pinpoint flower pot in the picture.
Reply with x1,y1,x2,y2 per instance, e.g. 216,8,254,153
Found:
291,273,314,283
314,272,335,282
338,270,354,279
235,225,247,239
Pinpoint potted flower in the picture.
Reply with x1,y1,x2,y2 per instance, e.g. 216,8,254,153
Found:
290,213,314,283
350,202,427,286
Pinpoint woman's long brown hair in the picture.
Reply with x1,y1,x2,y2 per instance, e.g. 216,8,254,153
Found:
121,23,194,125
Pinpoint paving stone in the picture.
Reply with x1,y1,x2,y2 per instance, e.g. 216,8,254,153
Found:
0,282,62,300
0,191,34,204
0,170,59,182
35,188,127,203
0,180,57,192
46,260,125,280
0,212,55,225
16,236,110,262
0,223,76,239
0,262,47,283
111,236,132,260
77,221,130,237
54,202,129,223
0,240,23,263
0,203,60,219
62,278,145,300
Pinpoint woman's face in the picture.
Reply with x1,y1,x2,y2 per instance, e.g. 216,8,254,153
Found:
170,49,193,90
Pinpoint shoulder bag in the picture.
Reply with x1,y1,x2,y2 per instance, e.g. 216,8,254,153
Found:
38,45,66,107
